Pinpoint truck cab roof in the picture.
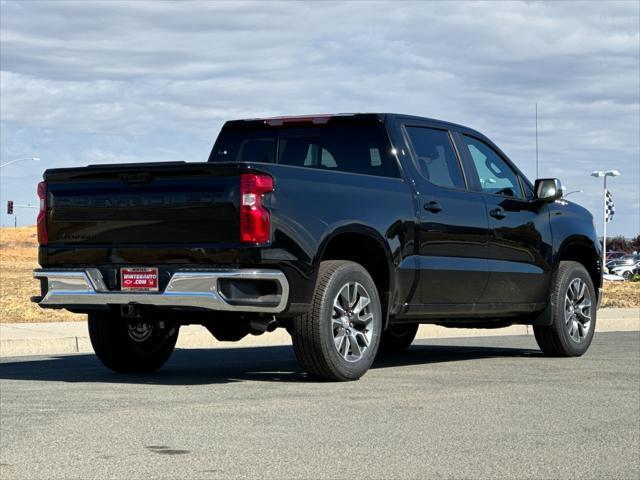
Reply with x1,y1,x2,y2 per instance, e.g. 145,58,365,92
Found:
223,113,484,137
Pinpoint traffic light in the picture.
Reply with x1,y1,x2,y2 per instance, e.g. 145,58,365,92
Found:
7,200,13,215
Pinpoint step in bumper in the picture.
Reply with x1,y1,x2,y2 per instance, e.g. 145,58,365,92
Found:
33,269,289,313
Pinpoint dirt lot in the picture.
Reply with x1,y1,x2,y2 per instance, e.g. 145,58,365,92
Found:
0,227,84,323
600,280,640,308
1,226,638,323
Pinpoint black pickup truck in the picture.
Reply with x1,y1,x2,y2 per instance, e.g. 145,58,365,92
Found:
33,113,602,381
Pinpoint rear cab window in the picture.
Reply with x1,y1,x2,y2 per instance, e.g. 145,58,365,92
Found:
213,132,276,164
210,118,400,178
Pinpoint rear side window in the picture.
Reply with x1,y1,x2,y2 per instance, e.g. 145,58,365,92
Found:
278,126,398,177
405,126,466,189
211,125,399,178
278,137,338,169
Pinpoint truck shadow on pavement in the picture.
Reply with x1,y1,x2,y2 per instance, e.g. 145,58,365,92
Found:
0,343,541,385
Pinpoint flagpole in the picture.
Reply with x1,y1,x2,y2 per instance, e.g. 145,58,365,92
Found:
603,175,607,273
592,170,620,273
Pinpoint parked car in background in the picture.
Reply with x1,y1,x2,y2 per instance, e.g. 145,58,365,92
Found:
611,261,640,280
607,254,640,271
606,251,626,261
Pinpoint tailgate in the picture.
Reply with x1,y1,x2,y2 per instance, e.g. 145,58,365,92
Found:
44,162,246,245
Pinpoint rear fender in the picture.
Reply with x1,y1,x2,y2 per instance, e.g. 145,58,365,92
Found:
314,224,396,328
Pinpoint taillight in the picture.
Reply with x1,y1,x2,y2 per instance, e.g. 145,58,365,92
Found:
37,181,48,245
240,173,274,244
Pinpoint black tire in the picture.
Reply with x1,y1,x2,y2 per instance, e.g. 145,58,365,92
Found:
88,311,179,373
379,323,419,353
291,260,382,381
533,261,597,357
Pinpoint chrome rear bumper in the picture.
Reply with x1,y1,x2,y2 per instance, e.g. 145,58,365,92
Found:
33,269,289,313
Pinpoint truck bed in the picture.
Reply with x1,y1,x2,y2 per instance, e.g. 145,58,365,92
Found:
43,162,255,246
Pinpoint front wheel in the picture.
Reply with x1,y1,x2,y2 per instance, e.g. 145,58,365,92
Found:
88,311,180,372
533,261,597,357
291,260,382,381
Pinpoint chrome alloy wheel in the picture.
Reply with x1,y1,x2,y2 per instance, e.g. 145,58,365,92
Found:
564,278,592,343
127,321,154,342
332,282,375,362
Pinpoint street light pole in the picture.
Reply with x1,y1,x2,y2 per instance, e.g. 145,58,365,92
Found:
0,156,40,169
591,170,620,272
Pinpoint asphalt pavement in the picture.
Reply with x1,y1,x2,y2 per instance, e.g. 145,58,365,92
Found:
1,332,638,480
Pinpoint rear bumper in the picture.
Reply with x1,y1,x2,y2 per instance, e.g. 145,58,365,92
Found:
33,268,289,313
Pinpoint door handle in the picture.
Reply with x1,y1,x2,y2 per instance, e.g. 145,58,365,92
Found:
424,201,442,213
490,207,506,220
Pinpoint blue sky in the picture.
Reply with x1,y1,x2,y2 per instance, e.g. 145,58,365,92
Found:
1,0,638,236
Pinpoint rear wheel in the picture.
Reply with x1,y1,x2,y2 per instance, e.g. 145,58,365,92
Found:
88,311,179,372
534,261,596,356
379,323,419,353
292,260,382,381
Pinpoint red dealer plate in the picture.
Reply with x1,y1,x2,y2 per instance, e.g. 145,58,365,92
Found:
120,267,159,292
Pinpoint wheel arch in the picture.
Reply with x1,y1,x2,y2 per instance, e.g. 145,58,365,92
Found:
556,236,602,300
315,224,395,327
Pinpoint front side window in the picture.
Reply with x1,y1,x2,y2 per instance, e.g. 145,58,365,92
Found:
405,126,466,189
462,136,524,199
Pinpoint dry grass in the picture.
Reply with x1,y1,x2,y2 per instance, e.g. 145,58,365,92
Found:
1,226,638,323
0,226,84,323
600,280,640,308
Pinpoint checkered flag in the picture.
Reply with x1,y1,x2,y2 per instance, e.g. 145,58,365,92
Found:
605,189,615,223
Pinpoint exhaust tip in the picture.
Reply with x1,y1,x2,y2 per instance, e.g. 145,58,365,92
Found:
250,317,278,334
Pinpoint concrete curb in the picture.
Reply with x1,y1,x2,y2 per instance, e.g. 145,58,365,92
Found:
1,308,638,358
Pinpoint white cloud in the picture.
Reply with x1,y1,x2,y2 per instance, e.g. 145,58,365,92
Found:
0,0,638,235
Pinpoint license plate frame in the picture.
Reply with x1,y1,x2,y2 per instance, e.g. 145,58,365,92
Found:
120,267,159,292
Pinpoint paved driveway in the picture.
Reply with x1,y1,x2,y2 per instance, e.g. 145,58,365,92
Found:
1,332,638,479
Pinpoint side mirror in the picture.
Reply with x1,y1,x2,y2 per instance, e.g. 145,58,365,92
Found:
535,178,563,202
